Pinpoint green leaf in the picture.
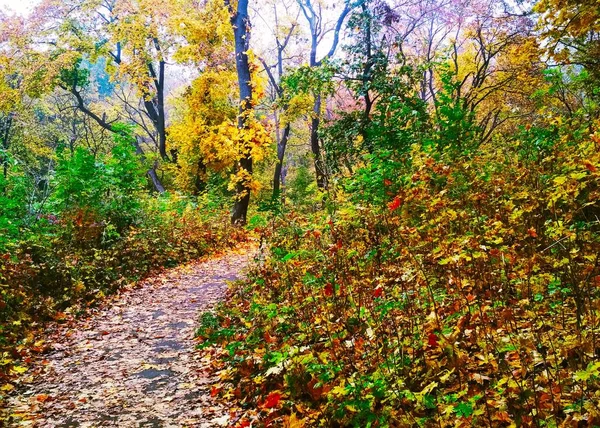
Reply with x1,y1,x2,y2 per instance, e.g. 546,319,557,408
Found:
454,402,474,418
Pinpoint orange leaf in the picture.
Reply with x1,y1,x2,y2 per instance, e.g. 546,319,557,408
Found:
264,331,277,343
36,394,51,403
585,161,597,173
493,411,512,423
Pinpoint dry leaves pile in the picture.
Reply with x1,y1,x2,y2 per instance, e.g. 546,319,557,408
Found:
4,246,255,427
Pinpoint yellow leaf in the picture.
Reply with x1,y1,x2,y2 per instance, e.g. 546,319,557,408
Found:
439,369,455,383
570,171,587,180
10,365,28,375
420,381,438,395
553,176,567,185
1,383,15,392
284,412,306,428
331,381,348,397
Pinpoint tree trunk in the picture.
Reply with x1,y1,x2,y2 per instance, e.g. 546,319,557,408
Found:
142,91,168,161
156,60,168,161
273,122,290,198
231,156,252,224
298,0,352,189
148,166,166,194
228,0,253,225
133,138,166,194
310,95,327,189
0,113,13,180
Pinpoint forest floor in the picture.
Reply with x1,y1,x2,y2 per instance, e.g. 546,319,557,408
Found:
4,245,256,428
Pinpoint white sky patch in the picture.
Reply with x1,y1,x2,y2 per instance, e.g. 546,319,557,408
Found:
0,0,39,16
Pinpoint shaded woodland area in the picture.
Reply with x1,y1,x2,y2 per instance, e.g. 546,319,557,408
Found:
2,0,600,426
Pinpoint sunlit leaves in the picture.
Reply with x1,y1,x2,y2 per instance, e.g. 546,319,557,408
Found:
169,3,272,197
200,113,600,425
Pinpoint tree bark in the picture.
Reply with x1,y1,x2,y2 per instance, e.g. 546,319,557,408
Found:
1,113,13,180
111,40,169,162
144,58,168,161
133,138,166,194
148,166,166,194
227,0,253,225
310,95,327,189
298,0,353,189
273,123,290,198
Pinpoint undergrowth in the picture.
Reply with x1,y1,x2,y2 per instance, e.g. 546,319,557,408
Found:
0,128,247,402
198,120,600,427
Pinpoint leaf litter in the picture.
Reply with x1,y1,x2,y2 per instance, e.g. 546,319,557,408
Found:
4,245,256,427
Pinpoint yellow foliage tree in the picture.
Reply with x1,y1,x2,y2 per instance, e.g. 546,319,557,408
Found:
170,0,272,215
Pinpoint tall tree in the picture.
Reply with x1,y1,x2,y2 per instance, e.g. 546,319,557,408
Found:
25,0,179,190
255,0,300,198
227,0,254,224
343,0,401,141
297,0,355,189
30,0,174,157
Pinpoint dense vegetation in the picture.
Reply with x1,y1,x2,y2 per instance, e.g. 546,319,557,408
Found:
202,120,600,426
0,125,245,393
2,0,600,426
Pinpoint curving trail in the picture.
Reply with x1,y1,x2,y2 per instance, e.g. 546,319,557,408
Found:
5,247,255,428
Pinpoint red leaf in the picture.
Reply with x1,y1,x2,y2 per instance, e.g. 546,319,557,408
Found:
384,179,392,186
585,162,597,173
210,386,221,397
373,287,383,298
324,283,334,297
264,391,282,408
388,197,402,211
527,227,537,238
428,333,439,347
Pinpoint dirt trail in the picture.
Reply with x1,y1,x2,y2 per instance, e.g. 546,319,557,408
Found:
5,247,255,428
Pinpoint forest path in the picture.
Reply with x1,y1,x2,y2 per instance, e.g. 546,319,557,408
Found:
6,245,255,428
